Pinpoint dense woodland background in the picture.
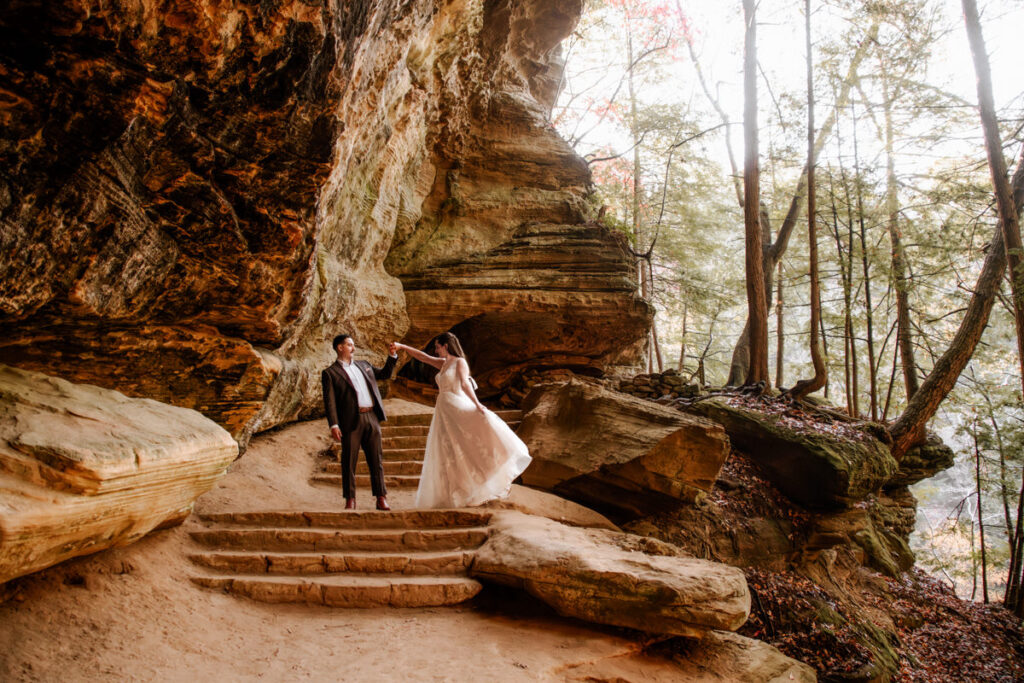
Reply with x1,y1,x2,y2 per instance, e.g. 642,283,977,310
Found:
551,0,1024,612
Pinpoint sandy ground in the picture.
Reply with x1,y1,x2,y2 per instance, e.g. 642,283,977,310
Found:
0,401,685,682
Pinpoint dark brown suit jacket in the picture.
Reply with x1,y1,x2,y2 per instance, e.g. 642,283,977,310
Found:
321,356,397,433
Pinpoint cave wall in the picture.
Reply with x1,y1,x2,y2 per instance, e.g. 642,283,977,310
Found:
0,0,650,442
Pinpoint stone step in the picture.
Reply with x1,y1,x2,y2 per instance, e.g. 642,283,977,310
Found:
387,410,521,428
389,413,433,427
197,509,492,529
311,473,420,488
380,425,430,438
319,461,422,476
190,573,483,608
322,447,425,461
189,549,474,576
382,435,427,449
189,526,489,552
383,448,425,461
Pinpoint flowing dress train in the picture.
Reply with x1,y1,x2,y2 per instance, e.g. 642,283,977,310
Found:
414,360,532,509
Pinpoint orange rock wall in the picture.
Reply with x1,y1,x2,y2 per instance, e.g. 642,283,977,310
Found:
0,0,649,442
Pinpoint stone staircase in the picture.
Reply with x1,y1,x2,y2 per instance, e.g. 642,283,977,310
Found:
188,509,494,607
311,409,523,489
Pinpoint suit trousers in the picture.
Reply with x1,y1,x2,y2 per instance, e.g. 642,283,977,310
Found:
341,411,387,498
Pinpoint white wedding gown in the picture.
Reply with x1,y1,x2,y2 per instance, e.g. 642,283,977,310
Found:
414,359,532,509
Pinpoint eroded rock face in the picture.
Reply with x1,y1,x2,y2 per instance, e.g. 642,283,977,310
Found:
0,0,646,442
400,224,650,397
470,511,751,638
686,397,898,509
0,364,237,584
517,378,729,517
804,500,914,578
887,434,954,488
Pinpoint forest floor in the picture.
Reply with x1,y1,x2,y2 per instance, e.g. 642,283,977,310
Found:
637,391,1024,683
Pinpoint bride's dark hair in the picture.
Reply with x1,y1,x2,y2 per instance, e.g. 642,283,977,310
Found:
434,331,467,360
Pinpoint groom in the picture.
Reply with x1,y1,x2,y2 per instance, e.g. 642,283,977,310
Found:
321,334,398,510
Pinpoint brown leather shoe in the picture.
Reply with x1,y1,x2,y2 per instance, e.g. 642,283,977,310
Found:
375,496,390,511
345,498,356,510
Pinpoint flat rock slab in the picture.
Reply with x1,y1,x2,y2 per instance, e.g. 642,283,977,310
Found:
482,484,619,530
517,378,729,518
686,397,897,509
470,511,750,638
670,630,817,682
0,364,237,583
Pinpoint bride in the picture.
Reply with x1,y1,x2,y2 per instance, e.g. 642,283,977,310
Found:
393,332,532,509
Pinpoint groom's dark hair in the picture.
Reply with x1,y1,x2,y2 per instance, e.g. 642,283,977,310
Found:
332,334,352,352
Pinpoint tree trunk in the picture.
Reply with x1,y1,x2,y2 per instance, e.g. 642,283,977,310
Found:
852,101,879,420
973,420,989,603
888,151,1024,458
649,261,664,372
829,189,855,415
839,167,861,417
882,324,899,422
651,326,664,373
788,0,827,401
881,68,920,400
742,0,768,386
678,303,688,372
776,261,785,388
990,412,1013,539
725,20,880,385
963,0,1024,618
1006,475,1024,614
626,30,653,374
848,188,859,416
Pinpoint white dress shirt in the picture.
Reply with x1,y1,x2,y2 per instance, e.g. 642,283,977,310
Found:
342,359,374,409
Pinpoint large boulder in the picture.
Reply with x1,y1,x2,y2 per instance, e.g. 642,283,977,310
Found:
686,397,897,509
669,631,817,682
517,379,730,517
0,365,237,584
471,511,751,638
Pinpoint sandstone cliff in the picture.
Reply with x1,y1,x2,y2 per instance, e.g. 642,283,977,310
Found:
0,0,650,443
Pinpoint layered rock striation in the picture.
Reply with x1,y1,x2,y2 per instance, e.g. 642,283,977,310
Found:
0,0,648,442
400,224,650,396
0,364,237,584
